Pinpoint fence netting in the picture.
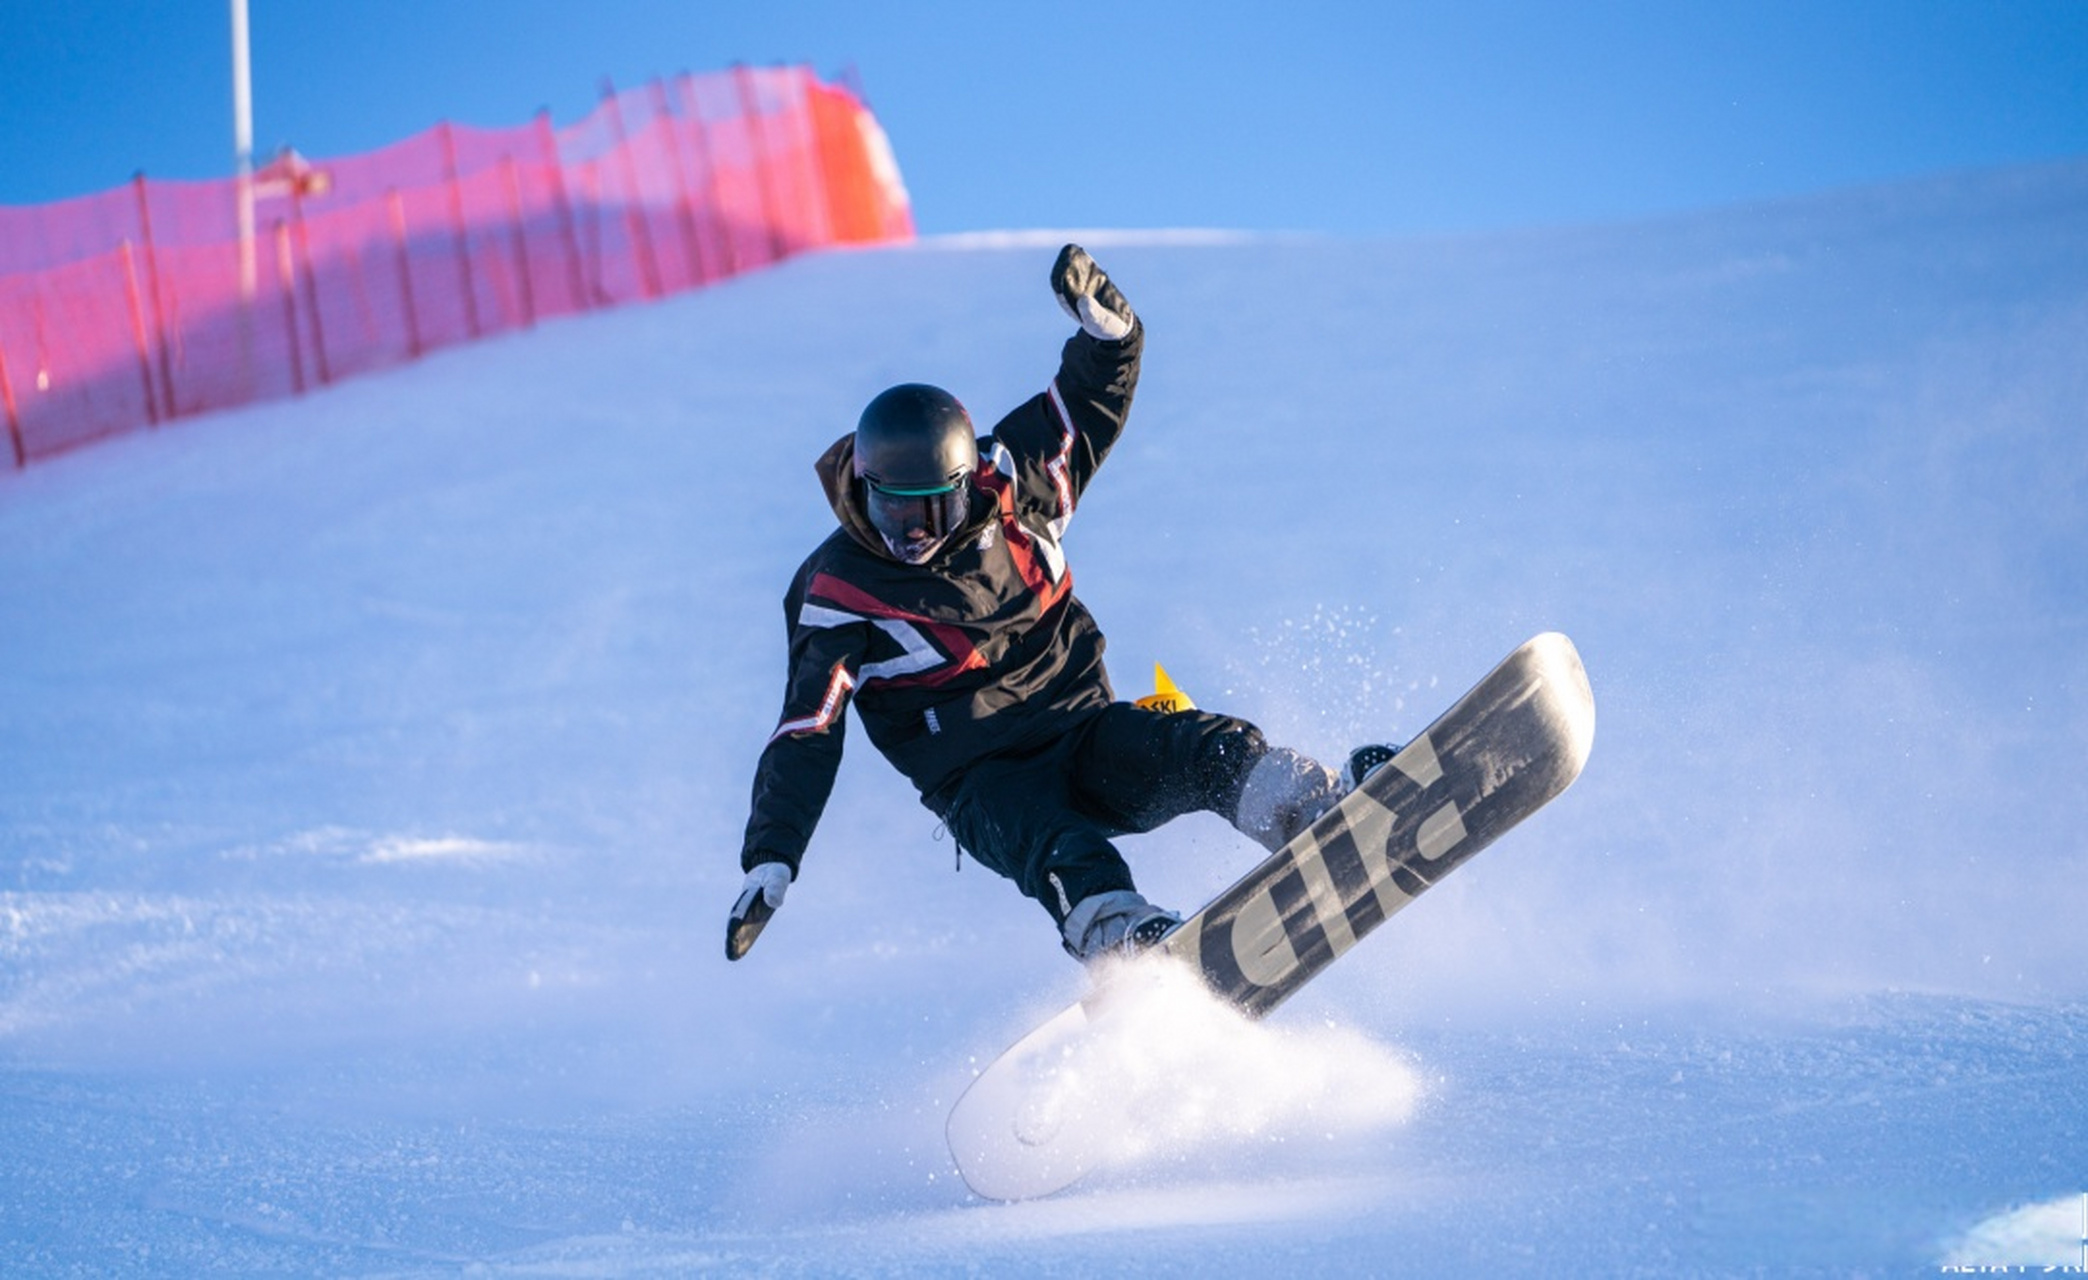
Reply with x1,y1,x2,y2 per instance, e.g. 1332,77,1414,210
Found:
0,65,913,468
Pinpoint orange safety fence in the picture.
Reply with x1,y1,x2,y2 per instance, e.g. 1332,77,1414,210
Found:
0,64,913,469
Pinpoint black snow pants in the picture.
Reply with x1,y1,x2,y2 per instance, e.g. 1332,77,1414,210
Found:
931,703,1267,926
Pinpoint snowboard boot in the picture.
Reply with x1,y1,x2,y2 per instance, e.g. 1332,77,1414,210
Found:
1230,746,1344,854
1125,910,1181,953
1231,742,1408,855
1060,889,1182,963
1340,741,1402,793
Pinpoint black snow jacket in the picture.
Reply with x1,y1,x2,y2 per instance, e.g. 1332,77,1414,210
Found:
739,323,1143,876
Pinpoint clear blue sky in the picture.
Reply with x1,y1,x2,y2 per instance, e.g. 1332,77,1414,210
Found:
3,0,2085,235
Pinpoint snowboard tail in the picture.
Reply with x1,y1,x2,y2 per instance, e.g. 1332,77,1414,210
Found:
946,632,1595,1200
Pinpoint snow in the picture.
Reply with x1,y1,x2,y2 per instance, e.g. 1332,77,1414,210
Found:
4,158,2087,1274
1947,1195,2088,1269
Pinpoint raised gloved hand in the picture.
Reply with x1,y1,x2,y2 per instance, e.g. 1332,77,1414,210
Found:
1051,243,1136,341
726,860,792,960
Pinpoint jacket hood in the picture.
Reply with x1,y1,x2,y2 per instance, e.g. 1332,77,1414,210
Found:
816,433,888,556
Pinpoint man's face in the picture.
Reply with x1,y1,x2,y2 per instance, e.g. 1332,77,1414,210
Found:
865,476,970,564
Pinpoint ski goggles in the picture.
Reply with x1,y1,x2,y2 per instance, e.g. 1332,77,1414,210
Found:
863,473,971,543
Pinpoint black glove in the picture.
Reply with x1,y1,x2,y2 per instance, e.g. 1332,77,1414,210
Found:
1051,243,1135,341
726,861,791,960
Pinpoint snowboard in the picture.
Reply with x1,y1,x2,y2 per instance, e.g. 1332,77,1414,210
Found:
946,631,1596,1200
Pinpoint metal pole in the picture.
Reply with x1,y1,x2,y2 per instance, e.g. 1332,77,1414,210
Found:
231,0,257,398
232,0,255,301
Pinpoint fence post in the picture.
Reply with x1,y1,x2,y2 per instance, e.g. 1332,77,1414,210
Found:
536,110,591,312
438,121,484,338
274,220,305,395
733,63,786,265
677,73,737,277
118,240,160,425
651,77,710,286
291,188,331,386
131,173,177,420
573,164,604,306
387,189,424,360
600,78,663,299
500,155,538,328
0,336,23,468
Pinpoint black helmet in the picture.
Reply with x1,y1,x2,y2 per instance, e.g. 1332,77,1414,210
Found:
854,383,979,562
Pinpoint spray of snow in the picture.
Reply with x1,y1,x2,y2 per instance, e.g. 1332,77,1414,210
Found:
1222,603,1414,756
1014,955,1422,1178
1941,1194,2088,1269
734,954,1425,1221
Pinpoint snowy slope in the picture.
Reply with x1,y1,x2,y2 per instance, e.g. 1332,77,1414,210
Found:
3,160,2086,1275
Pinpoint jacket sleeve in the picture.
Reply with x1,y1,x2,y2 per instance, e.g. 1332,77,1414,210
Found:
990,322,1143,527
739,569,868,877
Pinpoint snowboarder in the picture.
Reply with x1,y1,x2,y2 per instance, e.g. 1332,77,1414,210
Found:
727,244,1389,965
